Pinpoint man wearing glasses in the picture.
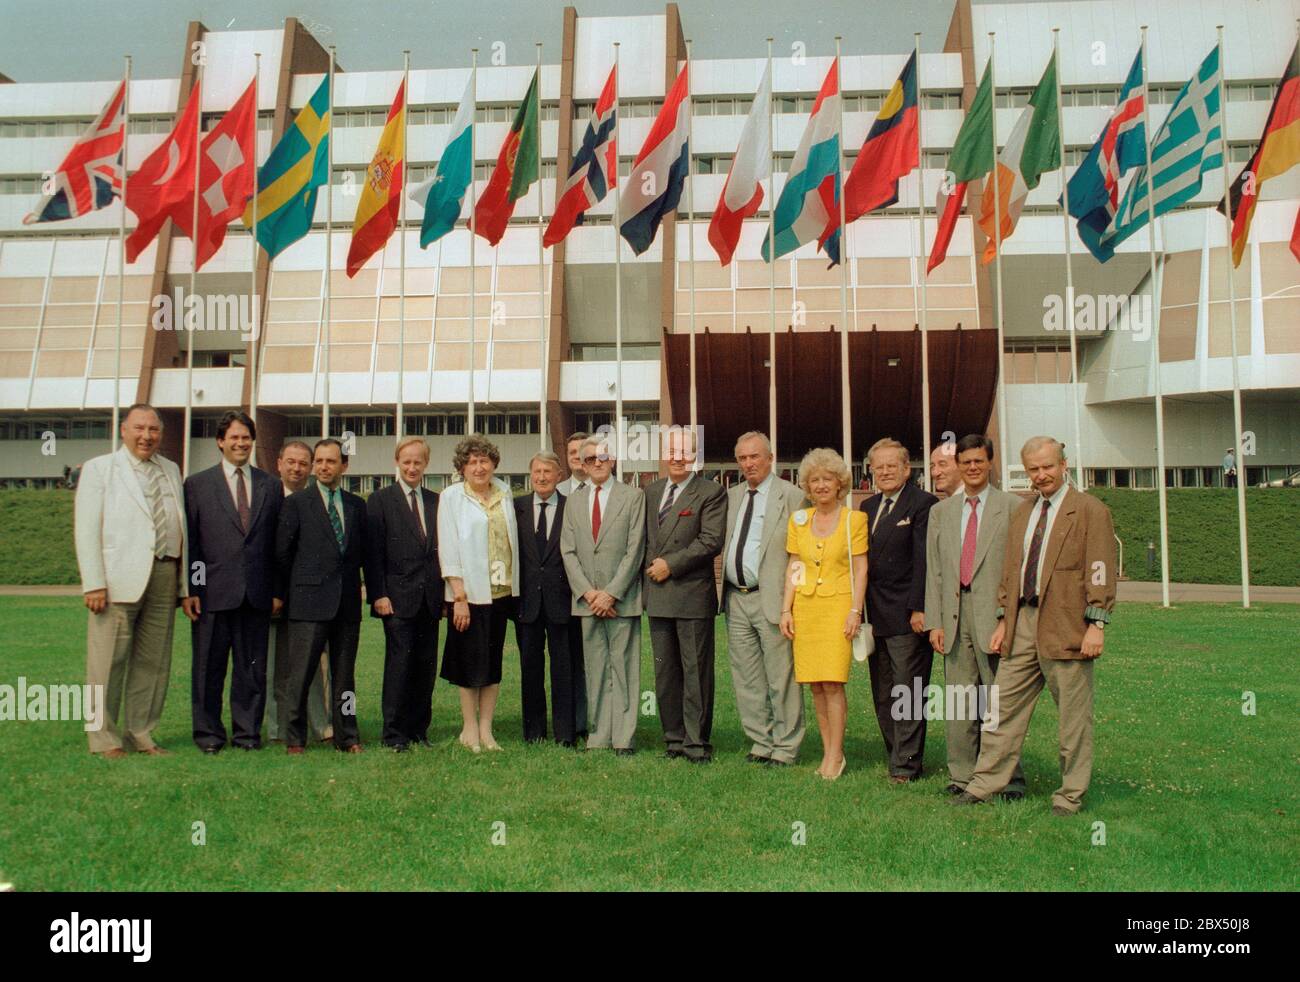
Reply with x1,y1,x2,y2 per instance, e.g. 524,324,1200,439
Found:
560,437,646,754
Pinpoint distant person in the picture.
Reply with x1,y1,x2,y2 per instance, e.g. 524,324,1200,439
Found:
74,403,187,758
556,431,590,738
953,436,1117,816
1223,448,1237,488
365,437,443,752
183,410,282,754
930,444,960,500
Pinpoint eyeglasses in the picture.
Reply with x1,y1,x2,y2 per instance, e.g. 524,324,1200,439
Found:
582,453,612,465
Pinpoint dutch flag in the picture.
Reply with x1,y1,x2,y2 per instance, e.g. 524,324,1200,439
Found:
619,63,690,255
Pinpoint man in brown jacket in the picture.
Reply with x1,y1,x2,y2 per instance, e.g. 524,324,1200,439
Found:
952,436,1116,816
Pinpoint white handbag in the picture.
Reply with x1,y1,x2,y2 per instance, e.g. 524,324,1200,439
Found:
847,507,874,661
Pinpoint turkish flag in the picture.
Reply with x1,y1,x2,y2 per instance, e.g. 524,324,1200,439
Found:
124,80,202,263
169,79,257,270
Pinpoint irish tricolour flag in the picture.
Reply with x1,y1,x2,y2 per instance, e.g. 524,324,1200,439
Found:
763,58,841,265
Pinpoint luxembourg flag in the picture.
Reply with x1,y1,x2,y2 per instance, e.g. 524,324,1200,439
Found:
708,64,771,265
619,63,689,255
762,58,841,265
545,65,616,247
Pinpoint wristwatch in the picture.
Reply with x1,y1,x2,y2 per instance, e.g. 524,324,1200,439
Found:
1087,618,1106,630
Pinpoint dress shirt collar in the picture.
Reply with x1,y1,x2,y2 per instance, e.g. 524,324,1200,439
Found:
1037,481,1069,513
963,483,990,508
222,458,250,484
398,477,422,497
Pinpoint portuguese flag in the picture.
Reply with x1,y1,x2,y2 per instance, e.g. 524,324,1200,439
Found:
473,68,540,246
1223,41,1300,267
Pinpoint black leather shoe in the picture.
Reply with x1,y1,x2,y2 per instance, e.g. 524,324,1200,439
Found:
1000,790,1026,802
746,753,769,765
387,742,410,753
201,746,221,755
945,782,965,796
614,748,635,756
558,740,577,748
662,749,685,760
950,791,985,806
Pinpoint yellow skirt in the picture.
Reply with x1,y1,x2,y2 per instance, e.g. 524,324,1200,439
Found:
791,591,853,684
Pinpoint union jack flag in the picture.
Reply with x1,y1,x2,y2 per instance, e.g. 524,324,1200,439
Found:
544,65,617,247
24,81,126,225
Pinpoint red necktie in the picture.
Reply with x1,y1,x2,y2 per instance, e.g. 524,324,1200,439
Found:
959,497,979,587
591,485,602,542
409,489,426,543
235,467,250,534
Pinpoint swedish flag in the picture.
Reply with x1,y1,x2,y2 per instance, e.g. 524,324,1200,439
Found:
243,76,330,259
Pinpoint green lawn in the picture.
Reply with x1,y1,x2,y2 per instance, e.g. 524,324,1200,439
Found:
0,598,1295,891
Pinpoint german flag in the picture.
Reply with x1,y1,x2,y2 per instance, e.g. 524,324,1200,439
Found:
1224,41,1300,267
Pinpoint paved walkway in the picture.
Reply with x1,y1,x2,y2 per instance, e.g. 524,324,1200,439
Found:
2,581,1297,603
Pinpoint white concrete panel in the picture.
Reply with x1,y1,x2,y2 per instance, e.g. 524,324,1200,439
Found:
150,367,244,408
574,15,667,100
559,359,660,402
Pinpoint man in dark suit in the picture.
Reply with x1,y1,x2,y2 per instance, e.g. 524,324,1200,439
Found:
275,437,368,754
861,437,937,782
557,431,590,738
513,451,577,746
182,410,281,753
365,437,442,753
643,427,726,763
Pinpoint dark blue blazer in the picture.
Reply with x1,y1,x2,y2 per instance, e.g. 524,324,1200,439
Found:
183,463,281,612
364,481,442,619
276,485,367,623
860,480,937,637
514,491,571,625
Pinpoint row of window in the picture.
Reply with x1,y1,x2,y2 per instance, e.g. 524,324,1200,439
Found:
275,411,541,439
1,79,1279,141
1087,465,1297,489
0,418,111,440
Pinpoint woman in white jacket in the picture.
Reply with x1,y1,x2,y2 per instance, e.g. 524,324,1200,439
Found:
437,435,520,752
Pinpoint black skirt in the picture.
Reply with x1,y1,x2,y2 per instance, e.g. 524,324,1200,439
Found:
439,595,515,688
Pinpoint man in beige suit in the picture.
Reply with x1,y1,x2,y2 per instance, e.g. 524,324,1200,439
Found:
74,403,187,757
953,436,1117,816
560,435,646,754
721,431,806,766
925,434,1024,797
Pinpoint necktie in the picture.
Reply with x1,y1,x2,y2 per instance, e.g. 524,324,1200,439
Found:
328,488,345,552
235,467,250,534
409,489,426,543
959,497,979,587
591,485,602,542
658,482,678,525
734,488,757,588
536,500,549,552
872,496,894,537
1021,499,1052,602
144,461,170,559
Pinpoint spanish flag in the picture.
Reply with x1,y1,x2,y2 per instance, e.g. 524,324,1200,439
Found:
1224,41,1300,267
347,80,405,277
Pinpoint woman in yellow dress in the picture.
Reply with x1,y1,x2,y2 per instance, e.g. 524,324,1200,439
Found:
779,448,868,780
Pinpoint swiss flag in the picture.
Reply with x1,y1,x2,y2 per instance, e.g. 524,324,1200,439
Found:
170,79,257,270
125,80,202,263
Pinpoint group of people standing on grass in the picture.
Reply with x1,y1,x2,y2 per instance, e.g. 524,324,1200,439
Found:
74,402,1116,815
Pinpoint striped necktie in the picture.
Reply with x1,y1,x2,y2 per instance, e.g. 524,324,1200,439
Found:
143,460,170,558
327,488,345,552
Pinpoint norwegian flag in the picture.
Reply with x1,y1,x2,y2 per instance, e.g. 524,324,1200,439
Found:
23,81,126,225
544,65,617,247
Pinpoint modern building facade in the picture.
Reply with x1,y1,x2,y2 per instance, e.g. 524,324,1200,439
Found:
0,0,1296,492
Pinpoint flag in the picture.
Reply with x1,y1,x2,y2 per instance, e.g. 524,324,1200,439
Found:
545,65,617,247
124,80,201,263
928,62,993,273
410,73,474,248
821,50,919,246
346,80,405,277
977,52,1060,263
1100,44,1223,255
1222,41,1300,266
708,64,771,265
1291,206,1300,262
763,58,842,265
473,69,539,247
167,78,257,271
619,63,690,255
24,81,125,225
242,75,330,260
1065,50,1146,263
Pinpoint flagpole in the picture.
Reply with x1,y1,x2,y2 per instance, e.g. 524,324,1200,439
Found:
113,56,130,451
987,33,1010,490
1139,25,1171,607
1215,24,1250,609
685,40,698,433
1052,29,1084,490
536,42,547,453
468,48,478,435
250,51,260,426
915,35,933,487
183,59,203,478
834,38,851,465
613,42,624,472
323,45,335,441
766,38,778,458
398,51,410,442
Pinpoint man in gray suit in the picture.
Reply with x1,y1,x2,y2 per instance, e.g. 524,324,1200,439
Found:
560,435,646,754
643,427,726,763
721,431,806,766
924,433,1025,798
